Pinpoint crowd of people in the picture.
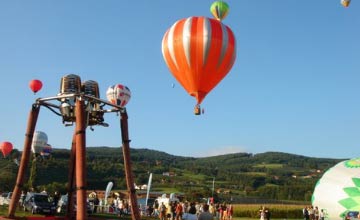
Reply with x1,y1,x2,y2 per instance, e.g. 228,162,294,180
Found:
302,206,325,220
143,201,233,220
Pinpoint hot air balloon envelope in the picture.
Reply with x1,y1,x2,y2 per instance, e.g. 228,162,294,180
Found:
29,79,43,94
210,1,230,21
106,84,131,107
162,16,236,109
31,131,48,154
40,144,52,157
0,142,13,157
341,0,351,7
312,158,360,220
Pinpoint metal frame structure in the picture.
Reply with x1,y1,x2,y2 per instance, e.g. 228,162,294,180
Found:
7,92,140,220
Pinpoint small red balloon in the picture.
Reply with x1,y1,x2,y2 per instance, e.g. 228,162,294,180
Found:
29,79,43,94
0,141,13,157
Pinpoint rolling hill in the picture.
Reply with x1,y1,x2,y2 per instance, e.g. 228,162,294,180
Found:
0,147,344,203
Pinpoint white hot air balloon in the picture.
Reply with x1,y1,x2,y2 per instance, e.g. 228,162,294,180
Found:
31,131,48,154
106,84,131,107
312,158,360,220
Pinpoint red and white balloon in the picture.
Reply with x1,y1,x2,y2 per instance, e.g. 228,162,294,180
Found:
106,84,131,107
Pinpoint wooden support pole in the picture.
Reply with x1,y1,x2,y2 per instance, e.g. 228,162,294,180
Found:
75,98,87,220
8,104,40,218
66,133,77,219
120,110,140,220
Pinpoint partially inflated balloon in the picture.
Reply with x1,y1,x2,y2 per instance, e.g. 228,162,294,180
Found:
162,16,236,113
29,79,43,94
312,158,360,220
210,1,230,21
31,131,48,154
106,84,131,107
0,142,13,157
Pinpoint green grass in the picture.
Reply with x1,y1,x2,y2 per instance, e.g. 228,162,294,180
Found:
253,163,284,169
0,205,133,219
244,172,267,176
180,171,207,181
0,203,306,220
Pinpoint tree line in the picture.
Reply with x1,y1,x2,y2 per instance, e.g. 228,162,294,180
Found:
0,147,343,203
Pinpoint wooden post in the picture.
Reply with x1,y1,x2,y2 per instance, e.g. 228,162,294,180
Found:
120,110,140,220
8,104,40,218
66,133,77,219
75,98,87,220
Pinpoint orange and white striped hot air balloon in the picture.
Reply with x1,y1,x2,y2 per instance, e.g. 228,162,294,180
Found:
162,16,236,115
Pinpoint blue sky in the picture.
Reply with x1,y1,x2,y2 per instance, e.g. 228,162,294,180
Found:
0,1,359,159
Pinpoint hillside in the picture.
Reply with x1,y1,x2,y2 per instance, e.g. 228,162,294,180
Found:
0,147,344,202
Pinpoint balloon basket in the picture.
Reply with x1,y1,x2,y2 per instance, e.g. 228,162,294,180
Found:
194,105,201,115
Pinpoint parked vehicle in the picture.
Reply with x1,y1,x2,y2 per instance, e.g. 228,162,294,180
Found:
0,192,12,206
23,192,56,215
344,211,359,220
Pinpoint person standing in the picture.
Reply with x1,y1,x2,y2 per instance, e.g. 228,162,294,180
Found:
319,209,325,220
303,207,309,220
314,206,319,220
175,202,183,220
93,194,99,213
160,202,167,220
309,206,315,220
198,204,214,220
227,204,233,220
259,206,266,220
265,207,271,220
53,191,60,208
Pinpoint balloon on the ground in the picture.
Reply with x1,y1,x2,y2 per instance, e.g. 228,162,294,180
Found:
312,158,360,220
106,84,131,107
29,79,43,94
0,142,13,157
162,16,236,113
341,0,351,7
31,131,48,154
210,1,230,21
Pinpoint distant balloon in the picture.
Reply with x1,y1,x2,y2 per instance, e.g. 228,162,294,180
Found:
341,0,351,7
40,144,52,158
106,84,131,107
210,1,230,21
171,83,175,88
29,79,43,94
0,142,13,157
31,131,48,154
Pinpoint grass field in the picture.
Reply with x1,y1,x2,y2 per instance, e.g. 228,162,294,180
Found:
0,203,306,220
